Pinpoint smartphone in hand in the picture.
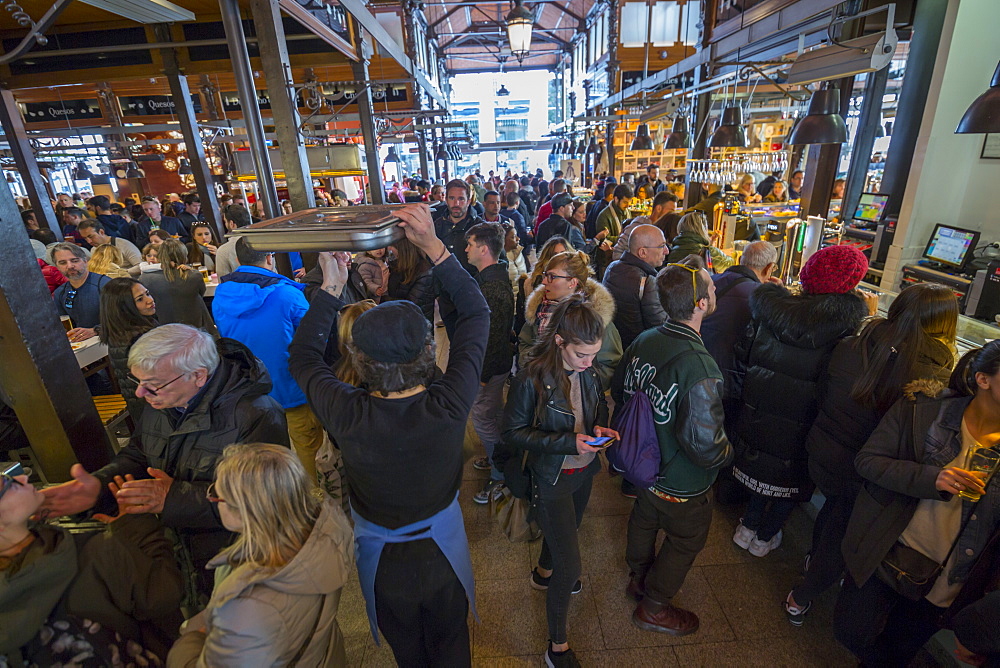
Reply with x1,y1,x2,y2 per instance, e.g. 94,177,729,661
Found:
585,436,615,448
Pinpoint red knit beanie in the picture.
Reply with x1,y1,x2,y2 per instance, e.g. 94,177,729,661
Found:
799,245,868,294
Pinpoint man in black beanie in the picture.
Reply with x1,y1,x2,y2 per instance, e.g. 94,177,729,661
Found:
289,204,489,667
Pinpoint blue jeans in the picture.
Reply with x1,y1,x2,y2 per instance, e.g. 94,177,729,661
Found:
469,373,506,481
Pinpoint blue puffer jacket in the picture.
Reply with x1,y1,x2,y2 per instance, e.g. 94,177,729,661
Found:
212,266,309,409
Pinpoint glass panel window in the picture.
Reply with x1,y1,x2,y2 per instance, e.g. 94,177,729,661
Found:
620,2,648,47
650,1,680,47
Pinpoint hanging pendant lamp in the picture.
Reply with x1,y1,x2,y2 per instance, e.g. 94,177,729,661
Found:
956,61,1000,134
435,143,449,161
787,88,848,145
384,145,401,163
665,115,691,149
125,161,143,178
709,106,749,148
587,134,599,154
177,158,193,175
505,0,533,63
629,123,654,151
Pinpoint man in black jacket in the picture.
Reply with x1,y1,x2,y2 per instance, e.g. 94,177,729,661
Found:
134,196,189,242
40,324,289,597
603,224,668,347
434,179,483,338
535,193,577,249
701,240,778,412
465,223,515,503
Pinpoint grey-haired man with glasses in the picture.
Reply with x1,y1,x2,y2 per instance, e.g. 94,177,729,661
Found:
610,254,733,637
41,323,288,597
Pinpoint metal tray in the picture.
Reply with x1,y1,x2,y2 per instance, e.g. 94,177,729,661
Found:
230,203,440,252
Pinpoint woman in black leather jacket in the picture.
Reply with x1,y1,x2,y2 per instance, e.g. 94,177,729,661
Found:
502,295,618,668
99,277,158,422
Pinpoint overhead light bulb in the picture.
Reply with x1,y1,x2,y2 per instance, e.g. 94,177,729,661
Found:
630,123,654,151
505,0,533,63
787,89,848,145
956,61,1000,134
709,106,749,148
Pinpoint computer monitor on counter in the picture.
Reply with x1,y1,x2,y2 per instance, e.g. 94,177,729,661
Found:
923,224,980,271
853,193,890,225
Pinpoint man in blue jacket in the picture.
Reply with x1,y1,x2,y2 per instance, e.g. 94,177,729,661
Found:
211,238,322,480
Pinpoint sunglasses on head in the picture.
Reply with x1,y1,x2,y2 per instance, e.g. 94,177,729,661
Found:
0,462,27,503
667,262,701,309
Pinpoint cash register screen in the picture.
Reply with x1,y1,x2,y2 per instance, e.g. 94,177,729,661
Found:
853,193,890,223
923,224,980,268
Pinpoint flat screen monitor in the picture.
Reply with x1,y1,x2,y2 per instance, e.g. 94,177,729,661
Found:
853,193,890,223
923,224,981,269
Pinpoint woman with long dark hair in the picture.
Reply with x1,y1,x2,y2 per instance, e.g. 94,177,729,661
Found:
384,237,435,321
833,341,1000,667
502,295,619,667
784,283,958,625
140,239,217,336
185,222,221,272
99,277,158,421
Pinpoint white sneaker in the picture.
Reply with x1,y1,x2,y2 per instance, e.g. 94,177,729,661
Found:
733,521,756,549
748,530,783,557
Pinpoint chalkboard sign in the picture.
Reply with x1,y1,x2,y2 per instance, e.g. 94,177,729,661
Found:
981,134,1000,159
118,95,202,116
21,99,104,123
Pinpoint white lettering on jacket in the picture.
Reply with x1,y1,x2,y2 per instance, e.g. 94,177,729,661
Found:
622,356,679,425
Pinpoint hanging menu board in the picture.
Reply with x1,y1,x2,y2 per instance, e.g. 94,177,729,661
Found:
21,99,104,123
118,94,202,116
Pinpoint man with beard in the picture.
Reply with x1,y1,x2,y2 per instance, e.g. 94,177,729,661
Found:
434,179,484,337
51,242,111,342
610,254,733,637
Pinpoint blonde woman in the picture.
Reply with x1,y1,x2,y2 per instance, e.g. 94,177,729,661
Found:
764,180,788,203
667,211,734,272
335,299,378,387
168,443,354,667
736,173,762,203
88,244,130,278
139,238,217,334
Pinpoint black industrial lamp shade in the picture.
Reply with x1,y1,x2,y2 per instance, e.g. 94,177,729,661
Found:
497,84,510,97
125,162,143,178
956,61,1000,133
630,123,654,151
787,89,848,145
385,145,401,163
435,144,449,161
587,135,599,154
178,158,193,175
709,106,749,148
574,138,585,155
665,115,691,149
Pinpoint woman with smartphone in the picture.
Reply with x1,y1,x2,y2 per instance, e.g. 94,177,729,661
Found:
502,295,619,668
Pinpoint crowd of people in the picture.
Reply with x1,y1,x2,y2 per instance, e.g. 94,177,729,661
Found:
2,169,999,668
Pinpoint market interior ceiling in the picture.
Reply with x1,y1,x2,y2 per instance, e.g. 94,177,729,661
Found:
418,0,595,73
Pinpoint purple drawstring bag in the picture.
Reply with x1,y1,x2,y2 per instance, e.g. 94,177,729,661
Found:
607,388,661,488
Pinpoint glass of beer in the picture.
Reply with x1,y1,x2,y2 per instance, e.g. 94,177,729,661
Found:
959,448,1000,501
60,315,73,333
199,266,210,282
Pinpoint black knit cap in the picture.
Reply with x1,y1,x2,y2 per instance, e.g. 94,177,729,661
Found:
352,300,429,363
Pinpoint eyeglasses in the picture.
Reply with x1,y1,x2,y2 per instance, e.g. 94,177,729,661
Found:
542,271,573,282
667,263,701,308
640,244,669,250
127,372,186,396
0,462,26,504
205,482,226,504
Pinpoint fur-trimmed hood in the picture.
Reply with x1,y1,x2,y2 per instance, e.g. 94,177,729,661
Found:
525,278,616,328
750,282,867,350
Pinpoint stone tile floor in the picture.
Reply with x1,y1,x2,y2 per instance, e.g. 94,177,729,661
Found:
334,449,909,667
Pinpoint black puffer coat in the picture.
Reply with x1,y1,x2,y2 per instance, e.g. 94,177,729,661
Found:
93,338,289,572
501,365,608,486
806,332,953,498
730,283,867,501
602,251,666,347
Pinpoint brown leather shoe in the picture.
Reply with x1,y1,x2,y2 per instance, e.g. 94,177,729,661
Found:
625,576,645,602
632,599,700,636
